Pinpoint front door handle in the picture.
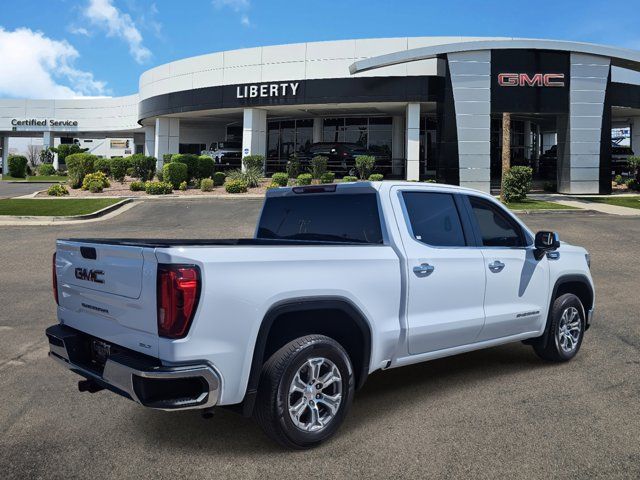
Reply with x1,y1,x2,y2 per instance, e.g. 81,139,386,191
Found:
488,260,505,273
413,263,435,277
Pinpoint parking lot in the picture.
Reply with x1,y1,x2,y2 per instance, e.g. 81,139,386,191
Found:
1,198,638,479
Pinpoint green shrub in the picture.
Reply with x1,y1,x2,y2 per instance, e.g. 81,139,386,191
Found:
110,157,129,183
130,181,145,191
38,163,56,176
297,173,313,186
213,171,226,186
271,172,289,187
502,166,533,203
613,174,623,185
82,172,110,191
626,178,639,190
227,167,261,188
355,155,376,180
170,154,199,180
200,178,214,192
162,162,188,189
47,184,68,196
7,155,28,178
145,181,173,195
26,165,34,176
225,179,248,193
129,154,156,181
242,155,264,173
39,148,54,165
66,153,96,188
179,180,188,191
126,167,135,177
266,182,280,190
286,154,301,178
343,175,358,182
368,173,384,182
93,158,111,176
52,144,88,166
162,153,173,164
197,156,215,179
86,180,104,193
320,172,335,184
628,156,640,180
309,155,328,179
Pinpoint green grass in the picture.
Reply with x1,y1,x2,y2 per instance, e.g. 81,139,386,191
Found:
503,199,578,211
1,175,67,182
0,198,120,216
585,196,640,209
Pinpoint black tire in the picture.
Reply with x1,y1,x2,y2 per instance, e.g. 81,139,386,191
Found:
254,335,355,449
533,293,585,362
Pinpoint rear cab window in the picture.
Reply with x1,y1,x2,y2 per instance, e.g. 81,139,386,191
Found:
401,192,467,247
257,191,383,244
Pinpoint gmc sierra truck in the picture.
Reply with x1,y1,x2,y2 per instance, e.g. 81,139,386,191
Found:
47,181,594,449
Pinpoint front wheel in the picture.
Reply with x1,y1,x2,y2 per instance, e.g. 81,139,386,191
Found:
254,335,354,449
533,293,585,362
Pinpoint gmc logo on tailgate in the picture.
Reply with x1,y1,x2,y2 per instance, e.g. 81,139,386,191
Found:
75,268,104,284
498,73,565,87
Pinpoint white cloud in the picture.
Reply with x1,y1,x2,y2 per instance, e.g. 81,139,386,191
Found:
0,27,108,99
69,26,90,36
213,0,252,27
83,0,151,63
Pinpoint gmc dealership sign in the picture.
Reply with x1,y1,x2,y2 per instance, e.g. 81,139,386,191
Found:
498,73,565,87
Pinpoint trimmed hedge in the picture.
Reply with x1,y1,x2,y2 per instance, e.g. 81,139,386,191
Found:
368,173,384,182
82,172,110,191
110,157,130,183
355,155,376,180
242,155,264,173
200,178,214,192
320,172,335,184
266,182,280,190
309,155,328,179
162,161,188,189
502,166,533,203
47,184,68,196
296,173,313,186
38,163,56,176
225,179,248,193
271,172,289,187
93,158,111,176
145,181,173,195
213,171,226,186
130,181,145,191
66,153,97,188
198,156,215,179
343,176,358,182
7,155,28,178
129,154,156,181
170,154,199,180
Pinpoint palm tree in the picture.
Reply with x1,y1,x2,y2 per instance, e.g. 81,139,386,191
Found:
500,112,511,202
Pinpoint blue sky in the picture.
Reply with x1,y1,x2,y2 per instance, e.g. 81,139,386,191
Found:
1,0,639,98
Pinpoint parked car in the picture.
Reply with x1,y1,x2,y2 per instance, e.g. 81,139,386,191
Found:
200,141,242,167
47,181,594,448
299,142,383,175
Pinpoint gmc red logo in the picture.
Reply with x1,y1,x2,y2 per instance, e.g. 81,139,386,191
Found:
498,73,565,87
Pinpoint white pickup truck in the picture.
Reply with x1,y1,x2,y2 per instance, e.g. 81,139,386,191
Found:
47,181,594,448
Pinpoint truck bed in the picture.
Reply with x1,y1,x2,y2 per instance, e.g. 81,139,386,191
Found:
60,238,371,248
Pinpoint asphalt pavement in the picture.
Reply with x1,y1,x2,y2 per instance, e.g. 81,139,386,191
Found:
0,181,52,199
0,198,638,479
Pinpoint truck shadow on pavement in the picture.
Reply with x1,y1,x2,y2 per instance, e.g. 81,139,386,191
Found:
133,343,554,453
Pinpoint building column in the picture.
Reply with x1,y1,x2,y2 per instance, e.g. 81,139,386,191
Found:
631,117,640,159
392,116,405,176
447,50,491,192
1,137,9,175
242,108,267,170
312,118,323,143
154,118,180,169
523,120,532,160
558,53,610,194
143,125,155,157
42,132,55,170
406,103,420,181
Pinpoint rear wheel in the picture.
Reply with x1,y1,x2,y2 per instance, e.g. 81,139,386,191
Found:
533,293,585,362
254,335,354,449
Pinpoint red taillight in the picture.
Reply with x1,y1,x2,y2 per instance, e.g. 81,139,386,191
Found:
157,265,201,339
52,252,59,305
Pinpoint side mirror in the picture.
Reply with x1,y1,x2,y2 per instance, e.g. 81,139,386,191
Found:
534,231,560,259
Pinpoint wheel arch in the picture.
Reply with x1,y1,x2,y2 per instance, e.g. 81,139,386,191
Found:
239,296,373,417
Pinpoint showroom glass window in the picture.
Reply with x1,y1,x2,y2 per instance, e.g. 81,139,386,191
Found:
402,192,466,247
468,196,525,247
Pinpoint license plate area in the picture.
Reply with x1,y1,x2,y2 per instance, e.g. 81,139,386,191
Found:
91,339,111,368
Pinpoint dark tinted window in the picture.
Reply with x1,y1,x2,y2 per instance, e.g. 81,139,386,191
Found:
257,193,383,244
402,192,466,247
468,197,524,247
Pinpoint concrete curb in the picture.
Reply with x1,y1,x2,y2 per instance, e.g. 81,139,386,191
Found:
0,198,137,226
513,208,599,215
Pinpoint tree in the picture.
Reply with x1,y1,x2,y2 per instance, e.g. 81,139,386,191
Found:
500,112,511,202
52,144,88,166
39,147,55,164
26,144,42,167
628,156,640,182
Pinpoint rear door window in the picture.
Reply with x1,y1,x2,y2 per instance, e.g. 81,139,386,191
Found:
257,193,383,244
402,192,467,247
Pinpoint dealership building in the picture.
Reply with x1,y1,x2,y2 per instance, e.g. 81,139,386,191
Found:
2,36,640,194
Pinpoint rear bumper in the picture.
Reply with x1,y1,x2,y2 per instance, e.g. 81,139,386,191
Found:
46,324,221,411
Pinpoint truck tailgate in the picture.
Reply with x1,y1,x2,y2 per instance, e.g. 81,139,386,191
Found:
55,240,160,357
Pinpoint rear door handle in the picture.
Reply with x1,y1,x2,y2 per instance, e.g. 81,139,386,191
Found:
488,260,505,273
413,263,435,277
